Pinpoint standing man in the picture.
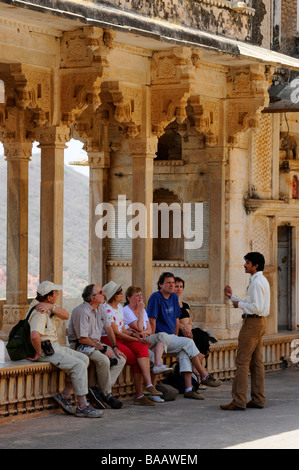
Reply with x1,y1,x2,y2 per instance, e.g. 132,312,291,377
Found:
28,281,103,418
147,272,221,400
221,252,270,411
68,284,126,409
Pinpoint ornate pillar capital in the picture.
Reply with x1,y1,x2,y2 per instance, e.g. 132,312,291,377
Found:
36,126,70,149
129,136,158,158
3,140,32,161
88,151,110,169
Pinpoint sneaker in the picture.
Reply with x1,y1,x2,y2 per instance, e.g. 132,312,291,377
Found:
75,403,104,418
134,395,155,406
184,390,205,400
53,393,75,415
143,385,163,396
88,387,107,409
152,365,173,375
201,374,222,387
148,395,165,403
103,393,123,409
198,383,207,391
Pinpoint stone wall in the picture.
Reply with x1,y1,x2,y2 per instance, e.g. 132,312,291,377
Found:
70,0,254,41
281,0,297,55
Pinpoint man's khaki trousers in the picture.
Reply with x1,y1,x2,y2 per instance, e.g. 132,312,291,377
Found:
232,317,266,409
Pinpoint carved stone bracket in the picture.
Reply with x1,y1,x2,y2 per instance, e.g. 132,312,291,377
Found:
60,27,115,127
150,48,202,138
100,81,142,139
226,64,273,144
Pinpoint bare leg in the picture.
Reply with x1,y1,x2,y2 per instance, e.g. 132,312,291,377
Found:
136,357,152,386
132,372,143,397
61,380,73,398
151,342,165,366
191,355,208,379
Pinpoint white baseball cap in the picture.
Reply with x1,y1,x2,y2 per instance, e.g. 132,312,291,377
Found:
37,281,63,296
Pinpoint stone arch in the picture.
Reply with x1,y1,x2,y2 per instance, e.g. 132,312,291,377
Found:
156,121,182,161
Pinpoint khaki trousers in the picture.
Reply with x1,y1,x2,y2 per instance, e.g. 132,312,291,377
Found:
232,317,266,408
88,347,126,396
38,342,89,397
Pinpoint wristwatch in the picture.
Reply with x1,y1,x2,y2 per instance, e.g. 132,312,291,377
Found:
49,305,56,318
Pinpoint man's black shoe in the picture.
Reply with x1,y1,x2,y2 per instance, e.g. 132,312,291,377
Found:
103,393,123,409
88,387,107,409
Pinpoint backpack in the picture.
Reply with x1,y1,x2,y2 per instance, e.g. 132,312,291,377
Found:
6,306,36,361
162,361,200,393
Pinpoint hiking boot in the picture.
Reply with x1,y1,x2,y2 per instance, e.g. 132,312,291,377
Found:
184,390,205,400
53,393,75,415
134,395,155,406
201,374,222,387
143,385,163,396
75,403,104,418
88,387,107,409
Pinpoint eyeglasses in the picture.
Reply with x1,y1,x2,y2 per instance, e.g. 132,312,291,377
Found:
115,289,123,295
92,290,103,296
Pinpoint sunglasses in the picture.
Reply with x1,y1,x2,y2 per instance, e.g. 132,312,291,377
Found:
92,290,103,296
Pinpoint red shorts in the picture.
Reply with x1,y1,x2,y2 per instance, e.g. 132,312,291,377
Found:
101,337,149,374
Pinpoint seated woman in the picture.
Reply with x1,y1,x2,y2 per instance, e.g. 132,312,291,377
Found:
101,280,162,406
174,277,217,384
123,286,172,376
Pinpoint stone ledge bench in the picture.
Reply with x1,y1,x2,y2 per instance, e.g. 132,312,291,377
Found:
1,332,298,420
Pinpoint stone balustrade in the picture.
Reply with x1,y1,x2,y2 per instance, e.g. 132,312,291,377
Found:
1,332,298,420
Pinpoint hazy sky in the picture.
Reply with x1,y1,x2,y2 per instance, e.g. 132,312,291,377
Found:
0,139,89,178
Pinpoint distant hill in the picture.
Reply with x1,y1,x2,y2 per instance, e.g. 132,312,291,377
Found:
0,150,89,299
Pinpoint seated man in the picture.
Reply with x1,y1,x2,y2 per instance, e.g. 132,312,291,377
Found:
147,272,222,400
68,284,126,409
27,281,103,418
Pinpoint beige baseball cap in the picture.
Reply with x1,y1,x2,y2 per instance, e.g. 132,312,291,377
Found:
37,281,63,296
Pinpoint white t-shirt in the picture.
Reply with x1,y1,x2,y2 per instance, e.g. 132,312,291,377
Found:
103,302,125,333
123,304,149,330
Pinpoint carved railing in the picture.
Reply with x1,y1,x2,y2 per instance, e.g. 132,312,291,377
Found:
1,333,298,419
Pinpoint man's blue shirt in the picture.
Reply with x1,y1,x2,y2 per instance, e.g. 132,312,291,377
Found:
147,290,181,335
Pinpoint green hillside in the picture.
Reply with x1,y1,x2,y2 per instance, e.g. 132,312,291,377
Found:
0,150,89,298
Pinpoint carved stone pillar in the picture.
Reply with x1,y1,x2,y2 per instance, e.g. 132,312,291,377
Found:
36,126,70,292
129,137,157,303
88,151,109,286
1,141,32,339
204,152,227,337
